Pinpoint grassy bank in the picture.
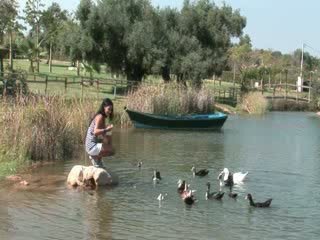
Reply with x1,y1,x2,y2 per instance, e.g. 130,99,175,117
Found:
4,59,112,79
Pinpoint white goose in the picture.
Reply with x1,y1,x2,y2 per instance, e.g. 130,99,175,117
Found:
218,168,248,185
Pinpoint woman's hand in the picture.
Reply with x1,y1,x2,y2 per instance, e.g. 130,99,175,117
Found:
105,124,113,132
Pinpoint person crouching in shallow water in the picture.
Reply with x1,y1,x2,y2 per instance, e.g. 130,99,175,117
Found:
85,98,115,168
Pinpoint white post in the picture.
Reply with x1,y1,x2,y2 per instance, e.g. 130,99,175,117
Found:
300,43,304,77
297,43,304,92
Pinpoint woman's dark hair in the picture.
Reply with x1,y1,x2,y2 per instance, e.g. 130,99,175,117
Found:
96,98,114,120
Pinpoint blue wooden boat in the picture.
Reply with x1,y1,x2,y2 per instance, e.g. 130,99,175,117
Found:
125,108,228,130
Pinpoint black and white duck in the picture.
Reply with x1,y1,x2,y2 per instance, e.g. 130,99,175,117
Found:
191,165,209,177
205,182,224,200
137,161,143,168
157,193,167,201
245,193,272,208
218,168,248,185
177,179,186,194
152,170,162,183
218,170,234,187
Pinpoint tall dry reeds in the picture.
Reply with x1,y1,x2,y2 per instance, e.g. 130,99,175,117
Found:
126,82,215,115
0,95,99,169
239,91,269,114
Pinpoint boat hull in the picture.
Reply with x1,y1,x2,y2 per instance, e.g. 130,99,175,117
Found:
125,109,228,130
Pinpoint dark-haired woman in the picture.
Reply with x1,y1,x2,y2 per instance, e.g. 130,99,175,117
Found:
85,98,115,168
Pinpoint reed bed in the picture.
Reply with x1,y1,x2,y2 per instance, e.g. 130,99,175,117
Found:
126,82,215,115
0,95,101,173
239,91,269,114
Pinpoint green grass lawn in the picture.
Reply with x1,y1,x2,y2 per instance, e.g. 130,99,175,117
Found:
3,59,130,99
6,59,114,79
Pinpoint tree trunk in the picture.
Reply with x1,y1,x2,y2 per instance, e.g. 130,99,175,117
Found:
161,66,171,82
49,42,52,73
125,67,143,92
36,23,40,72
30,60,34,73
0,54,4,77
9,31,13,71
76,60,80,76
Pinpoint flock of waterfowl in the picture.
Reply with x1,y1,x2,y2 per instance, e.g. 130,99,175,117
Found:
151,165,272,208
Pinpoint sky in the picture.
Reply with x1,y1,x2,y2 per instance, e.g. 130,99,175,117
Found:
17,0,320,56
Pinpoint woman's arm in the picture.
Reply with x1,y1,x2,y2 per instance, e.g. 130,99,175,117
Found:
93,114,113,136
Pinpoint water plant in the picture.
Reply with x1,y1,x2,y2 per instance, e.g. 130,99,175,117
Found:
126,82,215,115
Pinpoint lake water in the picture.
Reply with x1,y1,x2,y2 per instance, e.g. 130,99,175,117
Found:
1,112,320,240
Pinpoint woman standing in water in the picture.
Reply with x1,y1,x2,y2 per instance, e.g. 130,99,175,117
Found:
85,98,115,168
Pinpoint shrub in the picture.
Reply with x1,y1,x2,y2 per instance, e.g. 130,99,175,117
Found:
311,80,320,110
0,71,29,96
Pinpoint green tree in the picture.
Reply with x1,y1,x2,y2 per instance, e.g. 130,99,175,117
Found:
229,43,254,91
41,2,68,72
239,34,252,47
75,0,246,85
78,0,158,82
19,37,37,72
169,0,246,85
0,0,18,73
292,49,319,71
57,19,83,76
24,0,44,72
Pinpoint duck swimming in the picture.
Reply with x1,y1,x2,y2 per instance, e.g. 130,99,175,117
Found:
191,165,209,177
218,168,248,185
177,179,186,194
157,193,167,201
245,193,272,208
218,174,238,199
152,170,161,183
218,170,233,187
137,161,142,168
228,186,238,199
205,182,224,200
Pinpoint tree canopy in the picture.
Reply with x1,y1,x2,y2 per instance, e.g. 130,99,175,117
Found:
76,0,247,83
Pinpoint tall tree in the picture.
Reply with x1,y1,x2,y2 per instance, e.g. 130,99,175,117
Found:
229,43,255,91
19,37,37,72
172,0,247,85
78,0,158,82
41,2,68,72
75,0,246,84
24,0,44,72
0,0,18,73
57,19,83,76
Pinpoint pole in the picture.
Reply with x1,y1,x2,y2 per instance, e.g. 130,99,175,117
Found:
300,43,304,78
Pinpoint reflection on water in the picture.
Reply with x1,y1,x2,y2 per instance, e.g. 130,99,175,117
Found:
1,112,320,239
